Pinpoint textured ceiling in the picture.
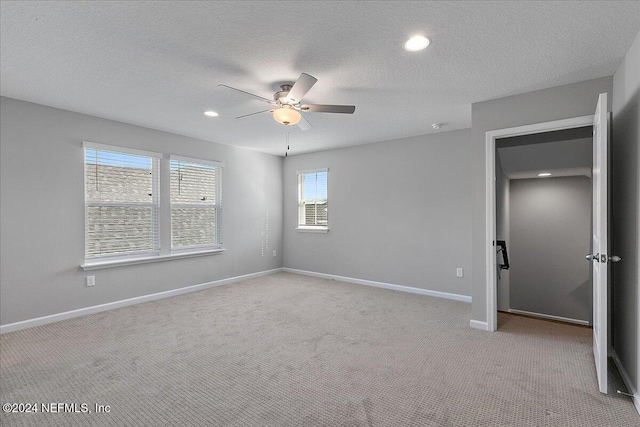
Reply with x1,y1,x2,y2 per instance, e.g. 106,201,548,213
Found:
2,1,640,156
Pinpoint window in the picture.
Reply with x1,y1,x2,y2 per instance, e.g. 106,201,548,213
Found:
84,144,160,259
83,142,224,269
170,157,223,250
297,169,328,230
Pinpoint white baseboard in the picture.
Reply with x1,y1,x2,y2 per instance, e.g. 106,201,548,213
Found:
469,320,489,331
0,268,283,334
612,350,640,415
282,268,472,303
507,308,590,326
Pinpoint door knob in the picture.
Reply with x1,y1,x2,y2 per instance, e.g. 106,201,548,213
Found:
609,255,622,263
585,253,599,262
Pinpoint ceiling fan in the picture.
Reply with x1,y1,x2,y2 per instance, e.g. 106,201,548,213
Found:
218,73,355,130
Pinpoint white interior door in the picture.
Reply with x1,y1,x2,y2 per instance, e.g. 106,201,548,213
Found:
590,92,608,394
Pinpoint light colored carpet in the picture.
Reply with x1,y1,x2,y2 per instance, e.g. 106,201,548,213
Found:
0,272,637,426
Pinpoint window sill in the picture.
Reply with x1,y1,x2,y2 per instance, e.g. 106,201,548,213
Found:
296,226,329,233
81,248,226,271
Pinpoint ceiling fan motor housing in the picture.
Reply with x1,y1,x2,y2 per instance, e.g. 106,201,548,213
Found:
274,85,294,104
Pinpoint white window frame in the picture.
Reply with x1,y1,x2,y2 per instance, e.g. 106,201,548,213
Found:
81,143,225,270
83,142,161,261
169,155,224,252
296,168,329,233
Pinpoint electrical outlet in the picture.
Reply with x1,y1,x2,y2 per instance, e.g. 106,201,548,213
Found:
273,250,277,257
86,276,95,287
456,268,464,278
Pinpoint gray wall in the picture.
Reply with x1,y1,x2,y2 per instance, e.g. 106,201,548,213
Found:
283,130,472,297
612,30,640,397
495,154,510,311
470,76,613,323
0,97,283,326
509,177,592,322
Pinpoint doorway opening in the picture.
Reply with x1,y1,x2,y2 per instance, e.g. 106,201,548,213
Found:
484,114,595,333
495,126,593,328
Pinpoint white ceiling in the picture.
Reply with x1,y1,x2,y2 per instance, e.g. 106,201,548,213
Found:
2,1,639,156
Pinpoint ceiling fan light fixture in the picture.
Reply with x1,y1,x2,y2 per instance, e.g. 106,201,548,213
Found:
404,35,430,52
273,105,301,126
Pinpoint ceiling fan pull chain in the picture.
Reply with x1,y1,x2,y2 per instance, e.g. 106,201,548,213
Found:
285,131,290,157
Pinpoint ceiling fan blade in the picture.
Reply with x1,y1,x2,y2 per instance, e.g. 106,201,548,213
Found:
236,109,272,119
286,73,317,103
300,104,356,114
217,84,274,103
297,114,312,131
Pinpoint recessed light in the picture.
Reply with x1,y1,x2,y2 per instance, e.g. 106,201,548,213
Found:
204,111,219,117
538,172,552,177
404,35,430,52
432,123,442,130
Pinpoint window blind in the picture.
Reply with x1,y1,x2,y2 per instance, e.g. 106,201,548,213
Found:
170,158,222,249
298,170,328,226
84,147,160,258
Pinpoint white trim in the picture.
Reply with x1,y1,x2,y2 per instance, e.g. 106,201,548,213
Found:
507,308,590,326
0,268,282,334
484,115,594,332
83,141,162,158
283,268,472,303
612,350,640,415
296,167,328,174
81,248,225,270
87,201,158,208
485,132,497,332
486,115,594,140
170,155,224,168
171,203,218,209
296,226,329,233
469,320,489,331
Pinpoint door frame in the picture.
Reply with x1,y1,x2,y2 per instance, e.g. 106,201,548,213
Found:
484,115,594,332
